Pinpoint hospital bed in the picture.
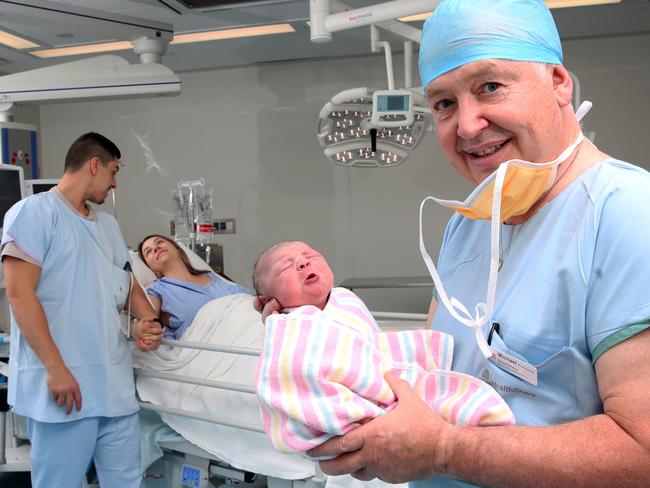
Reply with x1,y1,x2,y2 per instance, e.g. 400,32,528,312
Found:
0,245,428,488
133,298,427,488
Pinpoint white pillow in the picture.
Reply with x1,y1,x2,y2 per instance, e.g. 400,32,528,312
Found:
129,241,232,288
129,250,157,287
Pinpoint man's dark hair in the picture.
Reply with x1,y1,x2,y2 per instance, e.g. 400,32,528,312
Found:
64,132,121,172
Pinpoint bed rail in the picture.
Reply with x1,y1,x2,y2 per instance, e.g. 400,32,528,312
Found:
134,337,263,432
134,309,426,430
155,338,261,356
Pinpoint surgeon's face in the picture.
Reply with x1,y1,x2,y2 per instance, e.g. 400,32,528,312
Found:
141,236,179,274
89,157,120,204
258,242,334,310
426,60,571,184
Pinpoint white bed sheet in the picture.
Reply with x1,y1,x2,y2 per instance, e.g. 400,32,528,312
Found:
133,293,315,480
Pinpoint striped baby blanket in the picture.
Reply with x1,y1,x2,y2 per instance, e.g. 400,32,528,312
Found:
256,287,514,453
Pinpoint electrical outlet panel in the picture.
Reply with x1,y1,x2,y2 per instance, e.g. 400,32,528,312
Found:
213,218,236,234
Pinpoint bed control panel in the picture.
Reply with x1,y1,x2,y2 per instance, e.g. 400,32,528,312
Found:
181,463,203,487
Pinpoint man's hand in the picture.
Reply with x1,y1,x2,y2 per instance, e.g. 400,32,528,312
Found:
134,317,163,351
253,295,283,322
47,364,82,415
309,373,454,483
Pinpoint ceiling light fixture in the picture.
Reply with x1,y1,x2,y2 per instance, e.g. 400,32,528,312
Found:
170,23,295,45
398,0,621,22
31,41,132,59
0,29,39,49
545,0,621,8
30,23,295,59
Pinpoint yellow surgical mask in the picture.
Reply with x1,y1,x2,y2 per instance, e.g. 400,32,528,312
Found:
419,101,592,359
433,101,591,222
436,163,554,221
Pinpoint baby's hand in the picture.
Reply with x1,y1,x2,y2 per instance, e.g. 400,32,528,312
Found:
253,295,283,322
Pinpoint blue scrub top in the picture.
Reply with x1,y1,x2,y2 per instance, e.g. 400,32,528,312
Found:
2,190,138,422
146,272,251,339
414,159,650,488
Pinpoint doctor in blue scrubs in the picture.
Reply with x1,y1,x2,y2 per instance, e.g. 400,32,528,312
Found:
1,132,163,488
309,1,650,486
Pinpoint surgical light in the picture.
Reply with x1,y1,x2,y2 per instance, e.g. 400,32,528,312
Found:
318,87,431,168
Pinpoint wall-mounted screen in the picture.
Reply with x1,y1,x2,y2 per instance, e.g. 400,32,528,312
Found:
25,178,59,196
0,164,25,231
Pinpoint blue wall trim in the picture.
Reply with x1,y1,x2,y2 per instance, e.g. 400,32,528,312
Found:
30,130,38,178
1,128,8,165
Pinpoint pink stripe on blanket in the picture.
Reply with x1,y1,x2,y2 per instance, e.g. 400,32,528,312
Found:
292,318,321,429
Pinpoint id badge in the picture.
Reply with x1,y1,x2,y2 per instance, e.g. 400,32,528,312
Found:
488,346,538,386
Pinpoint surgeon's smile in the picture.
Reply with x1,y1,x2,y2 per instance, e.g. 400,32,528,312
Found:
464,139,511,168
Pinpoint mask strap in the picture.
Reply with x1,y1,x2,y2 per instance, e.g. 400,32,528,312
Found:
419,101,592,358
419,198,493,358
486,162,508,315
483,121,582,345
575,100,592,122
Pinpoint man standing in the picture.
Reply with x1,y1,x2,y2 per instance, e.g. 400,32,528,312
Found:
1,132,163,487
310,1,650,486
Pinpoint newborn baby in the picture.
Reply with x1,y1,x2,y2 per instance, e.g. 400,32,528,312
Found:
253,241,515,454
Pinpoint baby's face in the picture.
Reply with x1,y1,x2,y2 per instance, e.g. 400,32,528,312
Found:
259,242,334,310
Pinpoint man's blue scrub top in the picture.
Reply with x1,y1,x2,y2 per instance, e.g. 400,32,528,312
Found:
414,159,650,488
2,190,138,422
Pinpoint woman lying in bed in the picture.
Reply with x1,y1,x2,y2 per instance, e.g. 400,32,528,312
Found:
137,234,252,339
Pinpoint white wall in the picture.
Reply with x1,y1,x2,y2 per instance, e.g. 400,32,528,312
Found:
11,104,40,128
36,32,650,313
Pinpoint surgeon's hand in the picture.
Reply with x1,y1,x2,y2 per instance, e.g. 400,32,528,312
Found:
134,317,163,351
308,373,455,483
47,364,82,415
253,295,283,323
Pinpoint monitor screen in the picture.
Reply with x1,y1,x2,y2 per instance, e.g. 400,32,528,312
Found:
377,94,409,112
25,179,59,196
0,165,25,229
32,183,56,194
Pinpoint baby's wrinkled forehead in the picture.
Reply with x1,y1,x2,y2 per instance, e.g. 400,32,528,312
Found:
255,242,297,283
257,241,318,275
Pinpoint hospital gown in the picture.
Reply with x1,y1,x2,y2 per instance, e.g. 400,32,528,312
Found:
146,272,250,339
416,159,650,488
256,287,515,454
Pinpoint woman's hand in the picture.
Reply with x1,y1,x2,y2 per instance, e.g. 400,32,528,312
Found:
253,295,283,322
133,317,163,351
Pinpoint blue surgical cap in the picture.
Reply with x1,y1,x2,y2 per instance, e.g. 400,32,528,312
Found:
418,0,563,89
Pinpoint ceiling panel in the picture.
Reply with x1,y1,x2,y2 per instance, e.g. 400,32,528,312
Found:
0,0,647,77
